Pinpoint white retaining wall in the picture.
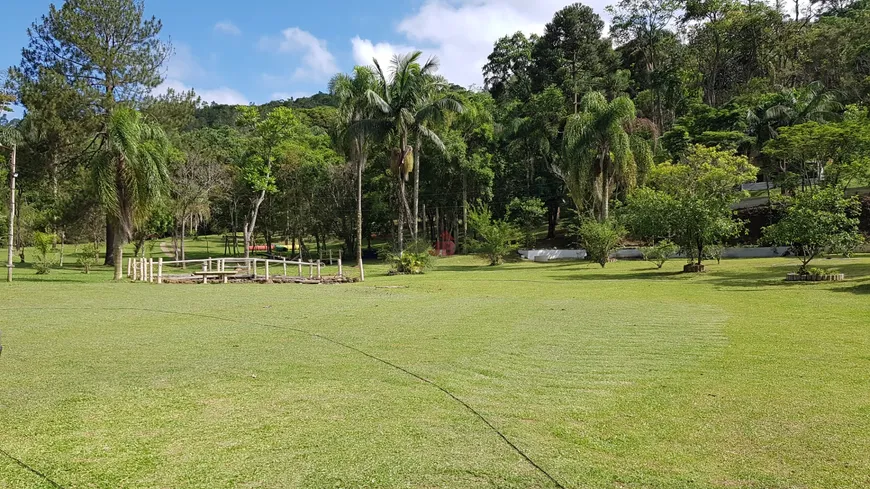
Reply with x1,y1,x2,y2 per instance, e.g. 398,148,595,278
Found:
521,246,793,262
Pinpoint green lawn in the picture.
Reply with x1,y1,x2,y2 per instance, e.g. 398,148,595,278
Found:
1,254,868,488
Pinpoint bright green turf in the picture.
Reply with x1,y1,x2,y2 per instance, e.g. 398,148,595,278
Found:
1,253,868,489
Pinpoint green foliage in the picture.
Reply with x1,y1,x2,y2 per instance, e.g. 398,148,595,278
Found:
624,145,757,266
77,242,100,274
379,239,435,274
763,187,863,273
505,197,546,248
466,204,522,265
33,231,57,274
641,240,680,269
577,219,626,268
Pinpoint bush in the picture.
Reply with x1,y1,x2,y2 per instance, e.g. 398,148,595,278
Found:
33,231,57,275
77,242,100,274
641,240,679,269
577,219,625,268
763,187,862,273
467,205,522,265
705,243,725,264
379,239,435,274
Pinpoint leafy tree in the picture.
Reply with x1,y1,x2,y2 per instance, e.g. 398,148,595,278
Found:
466,204,522,265
561,92,651,221
483,32,537,102
576,219,626,267
763,187,863,273
625,145,757,270
32,231,57,274
92,107,171,279
12,0,170,266
532,3,617,112
235,106,301,258
505,197,546,247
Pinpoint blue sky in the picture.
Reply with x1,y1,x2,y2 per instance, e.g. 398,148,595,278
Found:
2,0,611,119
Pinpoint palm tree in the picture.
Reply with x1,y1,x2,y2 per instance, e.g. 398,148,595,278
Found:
561,92,647,222
92,107,171,279
330,66,379,282
359,52,461,250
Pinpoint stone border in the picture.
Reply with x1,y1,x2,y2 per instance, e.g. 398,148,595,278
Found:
785,273,845,282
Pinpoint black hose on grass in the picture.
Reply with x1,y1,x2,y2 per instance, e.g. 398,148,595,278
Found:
0,446,68,489
0,306,568,489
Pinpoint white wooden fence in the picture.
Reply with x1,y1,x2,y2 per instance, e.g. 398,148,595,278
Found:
127,256,342,284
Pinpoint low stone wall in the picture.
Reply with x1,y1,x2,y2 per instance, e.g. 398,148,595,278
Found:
521,246,792,262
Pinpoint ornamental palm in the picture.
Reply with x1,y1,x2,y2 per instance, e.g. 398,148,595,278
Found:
330,65,379,281
357,51,462,249
92,107,171,279
561,92,647,222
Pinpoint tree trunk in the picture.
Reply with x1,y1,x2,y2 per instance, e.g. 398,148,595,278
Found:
462,174,468,248
104,220,115,266
356,153,366,281
397,178,405,252
413,140,421,240
180,218,186,267
244,190,267,259
113,226,125,280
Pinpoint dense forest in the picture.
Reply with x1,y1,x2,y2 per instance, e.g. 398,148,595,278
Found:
2,0,869,279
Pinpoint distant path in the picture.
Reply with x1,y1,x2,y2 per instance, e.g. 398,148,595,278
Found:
159,241,174,257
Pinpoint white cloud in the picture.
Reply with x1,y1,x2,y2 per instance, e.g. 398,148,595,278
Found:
156,43,248,105
352,0,609,87
261,27,338,81
351,37,416,70
214,21,242,36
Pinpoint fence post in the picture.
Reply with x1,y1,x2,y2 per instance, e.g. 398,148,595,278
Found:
207,257,212,271
265,260,270,281
157,258,163,284
283,257,287,276
132,258,138,281
338,257,343,277
298,260,303,277
149,258,154,283
329,250,333,265
141,258,147,282
202,262,208,284
317,261,322,279
309,262,313,279
127,258,132,278
253,259,258,279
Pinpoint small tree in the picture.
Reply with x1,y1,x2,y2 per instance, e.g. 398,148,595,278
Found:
763,187,863,273
641,240,679,269
77,242,100,274
505,197,546,248
624,145,757,272
577,219,625,267
467,205,522,265
33,231,56,274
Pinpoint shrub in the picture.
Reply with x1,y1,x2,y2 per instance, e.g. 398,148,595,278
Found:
379,239,435,275
641,240,679,269
467,205,522,265
705,243,725,264
77,242,100,274
33,231,57,275
578,219,625,268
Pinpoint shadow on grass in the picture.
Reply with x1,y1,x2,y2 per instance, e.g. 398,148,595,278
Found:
707,261,870,289
551,269,686,281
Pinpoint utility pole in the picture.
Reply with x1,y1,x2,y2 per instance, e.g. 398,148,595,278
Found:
4,143,15,283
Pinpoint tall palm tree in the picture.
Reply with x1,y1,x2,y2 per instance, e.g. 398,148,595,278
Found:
561,92,647,222
92,107,171,279
330,66,379,282
360,51,461,250
411,74,461,240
